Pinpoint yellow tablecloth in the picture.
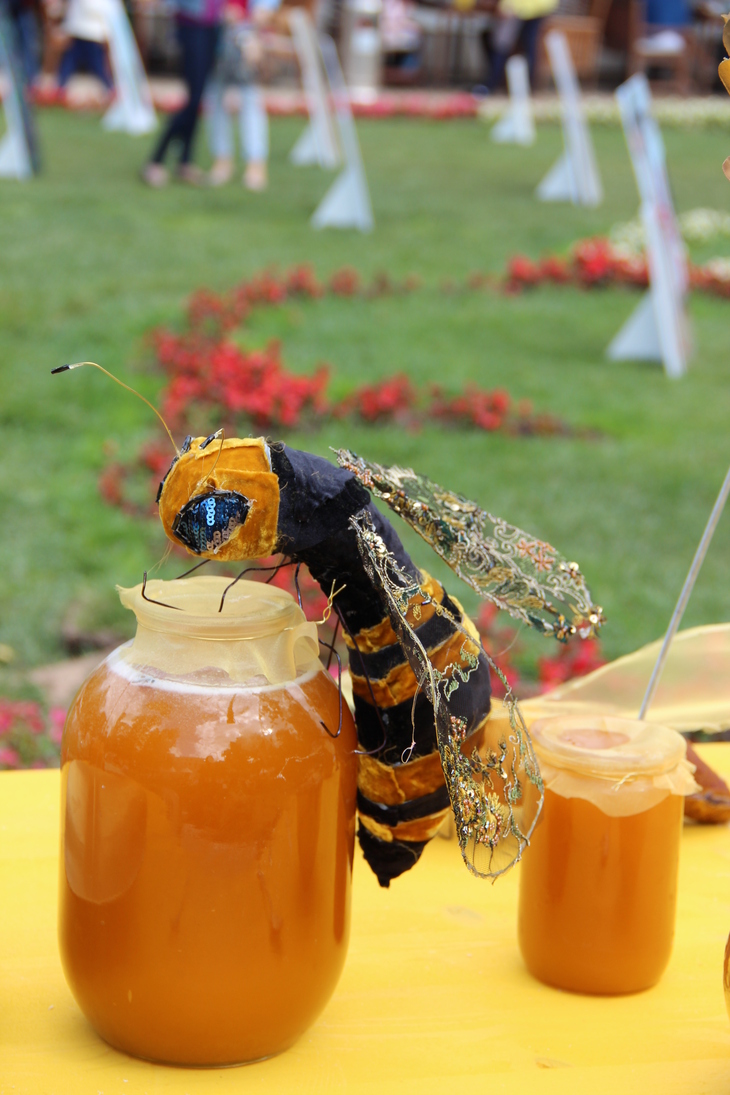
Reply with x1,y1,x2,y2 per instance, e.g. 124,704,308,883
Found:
2,754,730,1095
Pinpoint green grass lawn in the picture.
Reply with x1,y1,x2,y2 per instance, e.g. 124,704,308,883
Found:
2,108,730,684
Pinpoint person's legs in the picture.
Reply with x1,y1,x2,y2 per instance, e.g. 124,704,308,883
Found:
150,23,194,164
520,17,543,84
179,23,220,165
16,8,41,85
486,15,521,92
206,77,234,156
241,84,268,189
83,39,113,90
149,21,218,168
241,85,267,163
58,38,81,87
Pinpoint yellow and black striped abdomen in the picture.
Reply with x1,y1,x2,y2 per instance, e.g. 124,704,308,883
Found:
346,575,492,886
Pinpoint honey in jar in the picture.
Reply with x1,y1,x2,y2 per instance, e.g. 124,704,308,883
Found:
59,577,358,1065
518,716,698,995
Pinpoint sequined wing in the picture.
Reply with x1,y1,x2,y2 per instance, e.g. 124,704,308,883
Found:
335,449,603,642
349,508,543,879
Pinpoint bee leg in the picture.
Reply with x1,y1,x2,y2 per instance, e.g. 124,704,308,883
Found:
332,604,388,758
217,557,296,613
326,614,341,670
317,637,343,739
175,559,211,580
141,571,182,611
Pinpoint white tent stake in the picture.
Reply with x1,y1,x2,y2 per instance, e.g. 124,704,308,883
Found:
102,0,156,135
639,462,730,719
288,8,340,169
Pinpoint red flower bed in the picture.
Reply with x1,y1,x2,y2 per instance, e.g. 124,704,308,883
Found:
572,239,649,288
156,333,331,432
107,241,730,515
430,384,512,433
34,87,480,121
537,636,606,690
141,263,583,441
334,373,417,425
0,700,64,769
475,603,605,701
502,236,730,298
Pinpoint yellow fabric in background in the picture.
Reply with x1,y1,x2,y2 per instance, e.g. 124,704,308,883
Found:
498,0,558,20
517,624,730,733
1,759,730,1095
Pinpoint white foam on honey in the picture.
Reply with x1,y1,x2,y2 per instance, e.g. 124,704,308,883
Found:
106,644,322,696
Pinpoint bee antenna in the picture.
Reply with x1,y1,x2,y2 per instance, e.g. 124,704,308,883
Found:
52,360,179,456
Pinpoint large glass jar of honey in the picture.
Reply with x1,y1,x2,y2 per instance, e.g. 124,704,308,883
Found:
518,715,698,995
59,576,358,1066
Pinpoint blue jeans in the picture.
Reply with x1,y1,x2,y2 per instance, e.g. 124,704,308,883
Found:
205,80,268,164
151,20,220,166
13,8,40,85
58,38,113,90
487,17,543,92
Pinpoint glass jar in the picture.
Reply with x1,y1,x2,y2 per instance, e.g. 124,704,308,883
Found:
518,715,698,995
59,576,358,1066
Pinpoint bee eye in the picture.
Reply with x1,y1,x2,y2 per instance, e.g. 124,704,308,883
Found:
172,491,250,555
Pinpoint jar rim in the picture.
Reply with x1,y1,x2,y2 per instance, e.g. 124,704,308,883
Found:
117,576,302,640
530,715,687,780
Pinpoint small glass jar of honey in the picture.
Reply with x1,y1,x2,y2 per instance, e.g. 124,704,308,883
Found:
59,576,357,1066
518,715,698,995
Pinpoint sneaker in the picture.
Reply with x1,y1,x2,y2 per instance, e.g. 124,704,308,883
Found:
141,162,169,188
209,159,234,187
176,163,206,186
243,160,268,191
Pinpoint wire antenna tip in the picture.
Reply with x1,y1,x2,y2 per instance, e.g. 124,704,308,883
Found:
50,359,179,456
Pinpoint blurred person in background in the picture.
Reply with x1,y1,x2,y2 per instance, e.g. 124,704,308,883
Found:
8,0,41,84
142,0,223,186
57,0,113,96
205,0,279,191
645,0,690,26
35,0,69,98
381,0,421,74
483,0,558,92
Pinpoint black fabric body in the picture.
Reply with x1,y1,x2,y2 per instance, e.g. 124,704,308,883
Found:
268,443,491,888
357,824,428,888
347,590,462,681
356,785,451,824
352,650,492,764
270,444,419,632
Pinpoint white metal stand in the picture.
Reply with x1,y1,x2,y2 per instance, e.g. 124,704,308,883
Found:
102,0,156,135
608,75,690,378
312,35,373,232
0,35,32,178
289,8,340,169
491,55,535,146
536,30,602,206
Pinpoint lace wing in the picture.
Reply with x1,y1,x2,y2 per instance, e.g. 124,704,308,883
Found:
335,449,603,642
350,508,543,879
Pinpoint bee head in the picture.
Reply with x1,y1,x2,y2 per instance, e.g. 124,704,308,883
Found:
157,435,280,561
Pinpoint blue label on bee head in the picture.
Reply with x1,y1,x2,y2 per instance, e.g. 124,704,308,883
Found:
172,491,251,554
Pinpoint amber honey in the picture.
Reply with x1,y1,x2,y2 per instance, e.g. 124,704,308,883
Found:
517,716,694,996
518,784,683,994
59,652,357,1065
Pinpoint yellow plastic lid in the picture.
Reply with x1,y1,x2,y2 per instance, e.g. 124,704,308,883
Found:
530,715,687,780
115,576,320,687
118,576,300,640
